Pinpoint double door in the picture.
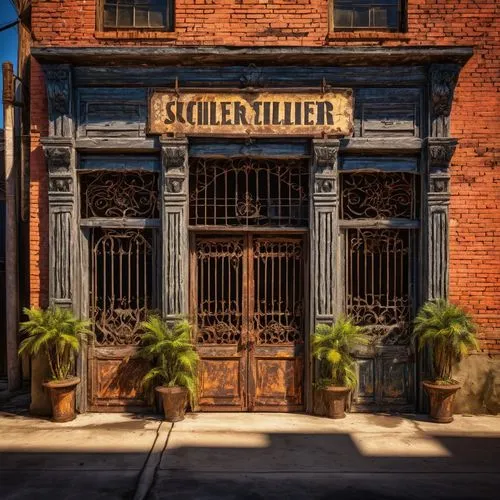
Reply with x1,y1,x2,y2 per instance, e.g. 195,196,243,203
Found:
190,233,306,411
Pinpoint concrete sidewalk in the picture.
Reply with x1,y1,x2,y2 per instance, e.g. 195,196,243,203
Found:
1,411,499,499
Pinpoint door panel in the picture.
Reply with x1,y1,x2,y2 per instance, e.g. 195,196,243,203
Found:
250,237,305,411
193,237,247,410
192,234,305,412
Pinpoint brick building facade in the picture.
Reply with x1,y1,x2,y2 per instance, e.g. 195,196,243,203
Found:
26,1,499,414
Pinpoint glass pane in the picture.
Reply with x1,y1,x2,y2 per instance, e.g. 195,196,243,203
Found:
335,8,353,28
135,6,149,27
103,4,117,27
353,6,370,27
117,5,133,27
149,7,166,27
372,6,388,27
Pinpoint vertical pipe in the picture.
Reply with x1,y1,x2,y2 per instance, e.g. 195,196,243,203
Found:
3,62,21,390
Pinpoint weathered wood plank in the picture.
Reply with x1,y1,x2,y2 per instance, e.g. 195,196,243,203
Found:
32,46,473,67
79,154,160,171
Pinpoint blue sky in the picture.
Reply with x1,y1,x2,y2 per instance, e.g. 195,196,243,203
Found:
0,0,19,128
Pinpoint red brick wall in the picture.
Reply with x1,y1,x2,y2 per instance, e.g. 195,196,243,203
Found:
29,1,500,350
29,59,49,309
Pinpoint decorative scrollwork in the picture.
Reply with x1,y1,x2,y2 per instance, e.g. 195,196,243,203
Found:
430,64,460,118
197,320,241,344
90,229,155,346
45,66,70,116
341,172,417,219
189,157,309,227
49,178,72,192
240,64,265,88
345,229,413,346
257,319,303,344
313,144,338,172
80,171,159,218
162,145,186,171
44,147,71,173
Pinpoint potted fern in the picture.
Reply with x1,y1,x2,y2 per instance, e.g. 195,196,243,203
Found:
137,316,199,422
18,306,92,422
312,316,369,419
413,299,478,423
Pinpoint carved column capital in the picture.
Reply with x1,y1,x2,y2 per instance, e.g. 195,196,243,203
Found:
160,136,188,172
427,138,457,171
429,64,460,137
312,139,339,173
312,139,339,203
43,64,73,138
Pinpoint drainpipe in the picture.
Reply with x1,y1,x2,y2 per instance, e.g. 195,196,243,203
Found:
3,61,21,391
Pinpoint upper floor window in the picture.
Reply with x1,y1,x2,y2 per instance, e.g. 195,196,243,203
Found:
333,1,405,31
102,0,174,30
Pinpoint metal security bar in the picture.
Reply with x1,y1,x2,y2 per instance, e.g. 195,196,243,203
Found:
340,172,418,220
196,238,244,345
345,228,414,345
253,238,304,345
80,171,159,219
334,0,403,31
90,228,157,346
103,0,173,29
189,158,309,227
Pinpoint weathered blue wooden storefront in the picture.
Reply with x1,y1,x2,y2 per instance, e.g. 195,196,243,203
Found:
35,46,470,413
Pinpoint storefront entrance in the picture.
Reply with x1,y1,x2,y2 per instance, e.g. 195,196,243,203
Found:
191,233,305,411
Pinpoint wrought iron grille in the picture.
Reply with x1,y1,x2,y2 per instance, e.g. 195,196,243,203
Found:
90,228,157,346
340,172,418,219
253,238,304,345
196,239,244,345
80,171,159,219
189,158,309,227
345,228,413,345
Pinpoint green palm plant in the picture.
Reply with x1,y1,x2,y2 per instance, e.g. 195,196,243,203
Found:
413,299,478,383
312,315,370,389
136,316,199,402
18,306,93,381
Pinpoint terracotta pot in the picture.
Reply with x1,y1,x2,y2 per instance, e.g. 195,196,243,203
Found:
423,381,461,423
155,386,188,422
43,377,80,423
323,386,350,419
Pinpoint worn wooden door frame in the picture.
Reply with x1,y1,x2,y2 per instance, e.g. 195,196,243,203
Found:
190,231,307,412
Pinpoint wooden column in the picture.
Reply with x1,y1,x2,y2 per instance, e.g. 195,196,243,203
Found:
32,65,77,415
42,140,76,308
425,138,456,300
425,63,460,301
310,139,340,412
160,137,189,320
311,139,340,323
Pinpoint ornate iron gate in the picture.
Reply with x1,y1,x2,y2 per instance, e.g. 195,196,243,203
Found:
191,234,305,411
81,170,160,411
340,169,419,411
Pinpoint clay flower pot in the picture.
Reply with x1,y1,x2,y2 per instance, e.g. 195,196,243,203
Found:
43,377,80,423
156,386,188,422
423,381,461,423
323,386,350,419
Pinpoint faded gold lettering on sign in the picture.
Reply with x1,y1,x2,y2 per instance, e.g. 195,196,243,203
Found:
149,90,353,136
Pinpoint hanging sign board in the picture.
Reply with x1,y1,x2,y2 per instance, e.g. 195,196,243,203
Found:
148,89,353,136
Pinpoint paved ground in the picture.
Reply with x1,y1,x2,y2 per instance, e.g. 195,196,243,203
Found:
0,407,499,499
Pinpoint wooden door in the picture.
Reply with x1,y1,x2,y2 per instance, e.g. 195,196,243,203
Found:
192,234,305,412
